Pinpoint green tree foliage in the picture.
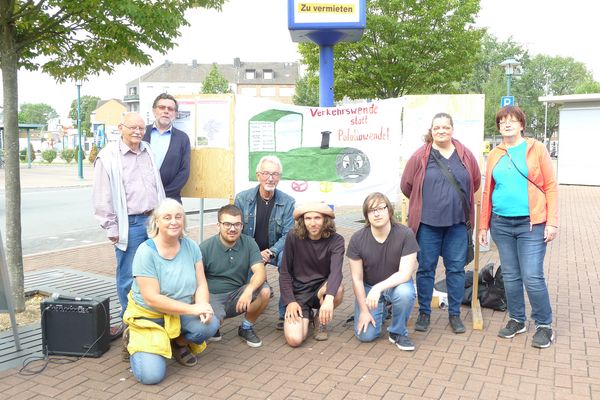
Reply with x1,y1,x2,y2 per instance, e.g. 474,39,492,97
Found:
574,79,600,94
459,34,600,142
18,103,58,125
201,63,231,94
88,143,99,164
19,143,35,162
69,96,100,137
60,149,75,164
74,145,84,163
459,33,527,94
0,0,225,310
459,33,528,137
297,0,483,101
512,55,596,141
293,73,320,106
41,149,57,163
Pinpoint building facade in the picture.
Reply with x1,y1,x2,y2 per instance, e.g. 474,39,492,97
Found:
123,58,299,123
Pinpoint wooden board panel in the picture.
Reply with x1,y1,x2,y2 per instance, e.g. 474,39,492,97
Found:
181,148,234,200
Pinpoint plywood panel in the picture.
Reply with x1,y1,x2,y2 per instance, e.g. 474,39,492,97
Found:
181,148,234,199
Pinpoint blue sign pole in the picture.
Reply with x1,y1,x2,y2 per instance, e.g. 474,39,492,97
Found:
319,45,335,107
288,0,366,107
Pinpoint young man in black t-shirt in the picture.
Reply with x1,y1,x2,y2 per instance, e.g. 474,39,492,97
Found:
347,192,419,351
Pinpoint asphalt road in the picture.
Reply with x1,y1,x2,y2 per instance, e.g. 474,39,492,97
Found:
0,186,227,255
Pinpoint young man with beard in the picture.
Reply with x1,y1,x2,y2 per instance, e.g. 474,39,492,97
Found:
347,193,419,351
200,205,271,347
279,202,345,347
143,93,191,203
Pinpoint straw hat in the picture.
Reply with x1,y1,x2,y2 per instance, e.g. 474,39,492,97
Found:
293,202,335,221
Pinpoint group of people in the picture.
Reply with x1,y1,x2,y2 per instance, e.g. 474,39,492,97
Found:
93,98,558,385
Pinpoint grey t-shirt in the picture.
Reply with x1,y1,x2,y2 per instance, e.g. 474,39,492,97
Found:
346,223,419,286
200,233,262,294
131,237,202,311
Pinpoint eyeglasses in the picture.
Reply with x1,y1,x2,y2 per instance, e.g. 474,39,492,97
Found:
155,105,176,112
219,221,243,230
368,205,388,215
122,124,145,132
258,171,281,178
499,119,520,126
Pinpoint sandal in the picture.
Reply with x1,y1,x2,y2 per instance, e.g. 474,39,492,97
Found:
171,341,197,367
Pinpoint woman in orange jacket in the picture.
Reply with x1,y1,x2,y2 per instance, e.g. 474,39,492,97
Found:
478,105,558,349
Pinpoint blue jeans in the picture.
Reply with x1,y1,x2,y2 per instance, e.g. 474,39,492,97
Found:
115,215,148,317
490,214,552,326
130,314,220,385
354,281,416,341
416,223,467,316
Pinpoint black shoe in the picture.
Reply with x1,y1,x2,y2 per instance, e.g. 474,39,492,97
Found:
388,332,415,351
531,326,554,348
414,312,430,332
238,326,262,347
208,329,222,342
276,318,284,331
449,315,465,334
498,319,526,339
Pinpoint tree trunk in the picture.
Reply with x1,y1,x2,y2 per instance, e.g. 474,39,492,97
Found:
1,10,25,311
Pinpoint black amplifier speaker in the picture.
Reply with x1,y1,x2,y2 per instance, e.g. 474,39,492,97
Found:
40,296,111,357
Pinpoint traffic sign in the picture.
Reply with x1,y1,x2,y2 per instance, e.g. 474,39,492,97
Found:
501,96,514,107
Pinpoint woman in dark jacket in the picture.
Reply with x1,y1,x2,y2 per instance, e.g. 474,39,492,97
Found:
401,112,481,334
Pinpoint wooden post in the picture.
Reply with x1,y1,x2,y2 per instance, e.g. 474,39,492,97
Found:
471,189,483,330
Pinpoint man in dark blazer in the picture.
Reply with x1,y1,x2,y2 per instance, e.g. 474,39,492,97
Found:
143,93,191,203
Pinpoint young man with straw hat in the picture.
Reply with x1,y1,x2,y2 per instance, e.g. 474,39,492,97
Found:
279,202,345,347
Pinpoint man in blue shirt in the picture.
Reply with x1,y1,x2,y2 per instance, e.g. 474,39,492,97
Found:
143,93,191,203
235,156,295,330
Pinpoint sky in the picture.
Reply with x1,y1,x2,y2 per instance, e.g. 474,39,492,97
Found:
4,0,600,116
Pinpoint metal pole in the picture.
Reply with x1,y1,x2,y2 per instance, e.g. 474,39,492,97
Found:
199,198,205,243
77,83,83,179
506,73,512,97
26,128,31,168
544,101,549,143
319,45,335,107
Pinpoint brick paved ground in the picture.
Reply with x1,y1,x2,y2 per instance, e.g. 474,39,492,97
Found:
1,184,599,399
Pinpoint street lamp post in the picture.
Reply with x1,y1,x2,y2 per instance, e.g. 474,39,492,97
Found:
76,81,83,179
500,57,520,97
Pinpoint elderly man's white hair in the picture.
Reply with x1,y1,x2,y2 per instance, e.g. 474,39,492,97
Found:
256,155,283,173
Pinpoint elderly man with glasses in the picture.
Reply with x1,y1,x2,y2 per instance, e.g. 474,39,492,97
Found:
234,155,295,330
200,205,271,347
93,112,165,339
143,93,191,203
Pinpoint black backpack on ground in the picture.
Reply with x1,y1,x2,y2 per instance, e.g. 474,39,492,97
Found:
435,262,507,311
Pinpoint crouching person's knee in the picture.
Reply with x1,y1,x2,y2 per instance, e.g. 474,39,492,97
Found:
131,352,167,385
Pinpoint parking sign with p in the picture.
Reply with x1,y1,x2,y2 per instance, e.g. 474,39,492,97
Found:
501,96,514,107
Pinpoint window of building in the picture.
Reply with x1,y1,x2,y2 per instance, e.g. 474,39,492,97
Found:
279,87,295,97
245,69,256,79
260,87,276,97
241,87,257,96
263,69,274,80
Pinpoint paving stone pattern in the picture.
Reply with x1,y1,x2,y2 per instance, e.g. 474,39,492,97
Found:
0,186,599,399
